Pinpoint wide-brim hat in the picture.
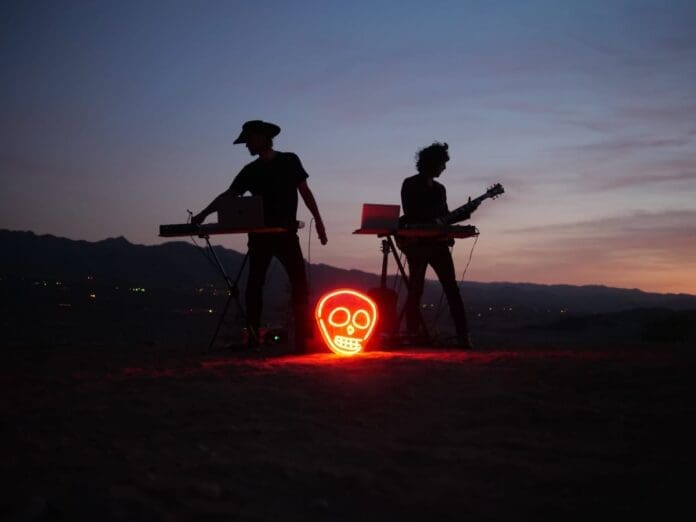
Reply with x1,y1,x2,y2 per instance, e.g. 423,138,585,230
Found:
233,120,281,144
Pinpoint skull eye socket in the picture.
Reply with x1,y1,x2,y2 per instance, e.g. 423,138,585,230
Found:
352,309,371,330
328,307,351,327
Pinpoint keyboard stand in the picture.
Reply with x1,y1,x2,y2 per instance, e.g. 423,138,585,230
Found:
354,225,479,346
354,230,431,344
200,234,250,351
159,222,301,350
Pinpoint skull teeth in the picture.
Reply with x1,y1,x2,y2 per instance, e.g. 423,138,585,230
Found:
334,336,362,351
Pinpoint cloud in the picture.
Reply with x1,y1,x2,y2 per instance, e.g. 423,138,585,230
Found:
597,170,696,190
575,136,690,156
569,153,696,191
507,209,696,234
560,101,696,139
617,104,696,125
473,210,694,291
550,105,696,190
489,210,696,293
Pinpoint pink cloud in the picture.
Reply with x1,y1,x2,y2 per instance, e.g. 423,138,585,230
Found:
473,210,696,294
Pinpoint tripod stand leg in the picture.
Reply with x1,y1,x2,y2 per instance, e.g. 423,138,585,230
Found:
202,237,249,350
208,292,235,351
387,236,409,285
387,235,430,343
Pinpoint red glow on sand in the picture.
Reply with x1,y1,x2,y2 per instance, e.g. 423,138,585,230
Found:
197,349,629,371
314,289,379,356
87,349,646,382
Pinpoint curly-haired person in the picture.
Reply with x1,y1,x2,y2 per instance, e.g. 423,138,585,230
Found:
400,142,479,349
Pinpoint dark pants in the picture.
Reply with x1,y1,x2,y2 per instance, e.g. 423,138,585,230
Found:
246,233,309,349
404,242,469,342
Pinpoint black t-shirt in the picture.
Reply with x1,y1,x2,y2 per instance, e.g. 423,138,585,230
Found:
400,173,449,225
229,152,309,228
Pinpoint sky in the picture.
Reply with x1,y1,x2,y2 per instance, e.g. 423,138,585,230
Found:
1,0,695,294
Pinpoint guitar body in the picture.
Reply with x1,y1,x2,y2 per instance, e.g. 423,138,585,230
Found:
397,183,505,249
395,214,455,251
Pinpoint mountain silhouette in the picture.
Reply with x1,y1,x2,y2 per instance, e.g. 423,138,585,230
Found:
3,229,695,315
3,229,696,350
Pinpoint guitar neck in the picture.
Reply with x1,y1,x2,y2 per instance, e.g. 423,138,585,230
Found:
444,192,490,225
470,192,491,206
440,182,504,226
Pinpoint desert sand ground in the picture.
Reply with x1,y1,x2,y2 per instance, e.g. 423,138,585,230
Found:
1,343,693,521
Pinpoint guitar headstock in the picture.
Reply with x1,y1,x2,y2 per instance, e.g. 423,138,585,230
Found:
486,183,505,199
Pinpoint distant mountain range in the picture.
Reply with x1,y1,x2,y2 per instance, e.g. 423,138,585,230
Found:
2,229,694,348
2,229,695,316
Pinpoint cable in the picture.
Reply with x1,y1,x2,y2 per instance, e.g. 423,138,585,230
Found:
306,218,314,293
186,210,216,267
185,210,241,305
392,249,405,294
428,235,479,336
431,261,449,324
459,234,479,282
186,209,215,265
306,218,314,266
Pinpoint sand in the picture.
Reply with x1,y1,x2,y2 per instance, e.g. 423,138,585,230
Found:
1,344,693,521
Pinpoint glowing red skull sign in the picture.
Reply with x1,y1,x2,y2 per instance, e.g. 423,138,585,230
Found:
315,289,379,355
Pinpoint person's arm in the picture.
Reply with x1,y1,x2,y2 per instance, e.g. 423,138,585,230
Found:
191,168,248,225
436,184,449,224
401,179,417,218
443,196,480,225
191,186,243,225
298,181,327,245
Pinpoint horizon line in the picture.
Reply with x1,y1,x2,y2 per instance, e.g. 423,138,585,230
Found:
3,228,695,299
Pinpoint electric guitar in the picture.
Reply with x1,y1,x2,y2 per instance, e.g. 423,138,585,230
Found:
396,182,505,248
442,182,505,225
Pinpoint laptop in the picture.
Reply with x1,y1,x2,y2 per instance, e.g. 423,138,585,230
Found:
360,203,401,230
217,195,265,227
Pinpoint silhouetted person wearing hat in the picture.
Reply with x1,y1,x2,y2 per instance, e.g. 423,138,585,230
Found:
192,120,327,352
400,142,478,349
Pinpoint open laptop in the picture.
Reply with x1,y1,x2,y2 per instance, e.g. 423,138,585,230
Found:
359,203,400,230
217,195,265,228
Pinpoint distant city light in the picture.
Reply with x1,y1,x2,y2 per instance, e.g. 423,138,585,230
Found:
89,293,96,299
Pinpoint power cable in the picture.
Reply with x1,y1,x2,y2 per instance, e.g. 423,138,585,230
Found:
428,235,479,335
306,218,314,293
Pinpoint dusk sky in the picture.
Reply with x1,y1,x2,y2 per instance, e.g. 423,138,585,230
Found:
2,1,695,294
